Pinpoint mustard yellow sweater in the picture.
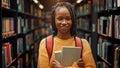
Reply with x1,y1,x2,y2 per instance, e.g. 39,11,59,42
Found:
37,36,96,68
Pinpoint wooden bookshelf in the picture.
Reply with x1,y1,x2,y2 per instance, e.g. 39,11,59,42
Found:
97,55,111,66
93,0,120,68
75,0,94,63
1,0,43,67
76,0,120,68
6,53,25,68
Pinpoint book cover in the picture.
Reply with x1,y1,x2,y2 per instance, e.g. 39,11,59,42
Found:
2,42,12,65
54,46,81,67
61,46,81,66
2,47,7,68
114,46,120,68
117,0,120,7
55,51,62,63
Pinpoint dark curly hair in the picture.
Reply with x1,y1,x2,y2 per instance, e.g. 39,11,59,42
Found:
51,2,77,36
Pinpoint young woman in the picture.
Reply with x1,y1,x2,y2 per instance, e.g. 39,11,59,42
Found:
37,2,96,68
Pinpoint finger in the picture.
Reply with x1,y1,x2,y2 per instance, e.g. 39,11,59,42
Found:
76,59,83,63
52,61,56,67
77,59,84,66
78,59,83,61
77,62,84,67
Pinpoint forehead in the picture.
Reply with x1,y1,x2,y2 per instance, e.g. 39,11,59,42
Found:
55,6,70,15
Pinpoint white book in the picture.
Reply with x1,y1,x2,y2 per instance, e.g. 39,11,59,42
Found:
118,0,120,7
55,51,62,63
55,46,81,67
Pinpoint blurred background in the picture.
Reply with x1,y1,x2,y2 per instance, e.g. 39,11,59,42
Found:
1,0,120,68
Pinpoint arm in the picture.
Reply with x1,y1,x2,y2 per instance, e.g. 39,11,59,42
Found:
37,38,50,68
82,39,96,68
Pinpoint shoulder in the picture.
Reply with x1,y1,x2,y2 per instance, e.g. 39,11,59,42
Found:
40,38,46,43
81,39,89,44
75,37,89,44
39,37,46,47
81,39,91,51
40,35,53,44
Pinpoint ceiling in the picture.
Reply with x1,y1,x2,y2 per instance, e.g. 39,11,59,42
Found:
38,0,77,11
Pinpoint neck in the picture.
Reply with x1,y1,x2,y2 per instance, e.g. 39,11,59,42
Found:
56,33,72,40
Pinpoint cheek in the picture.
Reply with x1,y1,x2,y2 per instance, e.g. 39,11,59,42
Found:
55,19,60,28
69,21,72,28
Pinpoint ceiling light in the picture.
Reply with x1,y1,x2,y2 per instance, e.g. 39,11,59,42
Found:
39,4,44,9
76,0,82,4
33,0,38,4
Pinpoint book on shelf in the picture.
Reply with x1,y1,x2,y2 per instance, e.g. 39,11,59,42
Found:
97,39,112,58
37,9,42,17
55,46,81,67
25,33,34,51
17,16,35,34
17,17,21,34
117,0,120,7
25,53,29,65
84,33,92,46
17,0,24,12
2,42,12,65
2,18,15,38
99,0,106,10
30,4,33,15
18,58,23,68
2,0,10,8
97,39,112,68
114,46,120,68
17,17,29,34
31,19,34,30
34,8,38,16
17,38,24,55
114,0,120,7
97,62,105,68
114,15,120,39
113,0,117,8
93,0,114,11
2,48,6,68
107,0,112,9
31,58,35,68
79,4,91,15
97,16,112,37
78,18,90,31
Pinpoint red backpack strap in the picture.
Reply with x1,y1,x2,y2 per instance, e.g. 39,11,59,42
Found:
75,36,83,58
46,35,54,61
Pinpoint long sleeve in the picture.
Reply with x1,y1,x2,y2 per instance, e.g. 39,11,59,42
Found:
37,37,96,68
37,38,50,68
82,39,96,68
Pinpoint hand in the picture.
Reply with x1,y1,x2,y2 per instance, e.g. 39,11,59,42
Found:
77,59,84,68
52,60,63,68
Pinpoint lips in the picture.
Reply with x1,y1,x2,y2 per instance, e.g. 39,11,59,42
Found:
61,26,68,29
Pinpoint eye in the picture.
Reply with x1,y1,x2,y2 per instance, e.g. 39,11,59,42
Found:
66,17,71,21
57,17,63,21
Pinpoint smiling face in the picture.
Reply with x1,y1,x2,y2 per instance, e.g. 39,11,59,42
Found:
55,6,72,35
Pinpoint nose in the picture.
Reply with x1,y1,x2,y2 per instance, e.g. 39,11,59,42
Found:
61,19,67,24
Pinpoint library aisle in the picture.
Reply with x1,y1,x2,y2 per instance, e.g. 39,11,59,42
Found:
1,0,120,68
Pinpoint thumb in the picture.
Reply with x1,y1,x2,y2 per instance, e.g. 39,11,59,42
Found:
77,59,83,63
77,59,84,66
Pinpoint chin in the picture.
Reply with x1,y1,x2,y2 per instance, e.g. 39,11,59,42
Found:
60,31,70,34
